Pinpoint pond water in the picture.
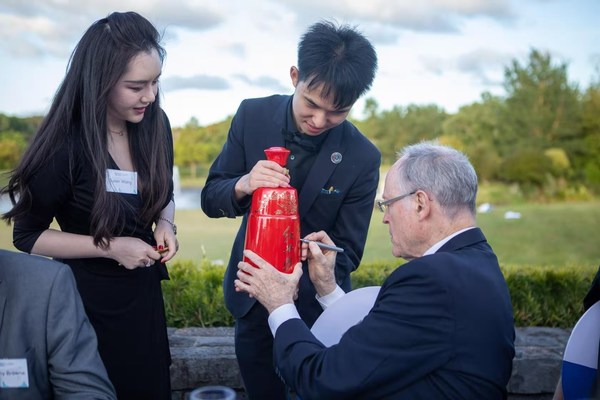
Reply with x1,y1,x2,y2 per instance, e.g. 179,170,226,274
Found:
174,187,202,209
0,194,11,213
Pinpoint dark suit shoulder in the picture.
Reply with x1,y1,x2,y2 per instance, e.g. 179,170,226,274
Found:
240,94,290,111
337,120,380,158
384,258,445,289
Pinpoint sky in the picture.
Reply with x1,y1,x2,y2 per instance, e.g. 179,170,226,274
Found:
0,0,598,128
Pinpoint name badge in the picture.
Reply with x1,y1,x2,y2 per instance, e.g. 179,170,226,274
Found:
106,169,138,195
0,359,29,388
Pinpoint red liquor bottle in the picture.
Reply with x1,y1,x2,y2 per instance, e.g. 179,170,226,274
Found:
243,147,300,273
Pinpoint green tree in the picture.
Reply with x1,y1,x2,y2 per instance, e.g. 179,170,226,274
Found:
0,113,42,142
173,117,230,178
355,104,447,164
578,77,600,190
174,119,205,179
362,97,379,119
442,93,505,180
401,104,447,145
502,49,582,154
0,130,28,169
497,148,554,194
544,148,571,178
353,98,384,157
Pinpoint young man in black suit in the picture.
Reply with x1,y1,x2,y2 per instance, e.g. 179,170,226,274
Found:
201,20,379,399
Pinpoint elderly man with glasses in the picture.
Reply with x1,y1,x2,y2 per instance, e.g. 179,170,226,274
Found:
234,141,515,400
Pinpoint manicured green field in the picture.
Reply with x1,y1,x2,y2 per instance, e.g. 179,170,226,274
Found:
2,201,599,268
366,201,600,267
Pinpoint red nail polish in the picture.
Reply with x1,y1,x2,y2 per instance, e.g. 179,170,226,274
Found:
159,245,164,250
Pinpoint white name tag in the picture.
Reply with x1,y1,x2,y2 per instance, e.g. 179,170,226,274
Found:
106,169,138,194
0,358,29,388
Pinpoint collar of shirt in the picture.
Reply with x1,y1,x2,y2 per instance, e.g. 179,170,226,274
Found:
423,226,476,256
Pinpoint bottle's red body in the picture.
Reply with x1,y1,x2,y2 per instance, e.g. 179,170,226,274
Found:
243,147,300,274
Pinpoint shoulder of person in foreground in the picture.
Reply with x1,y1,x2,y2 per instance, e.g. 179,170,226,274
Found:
0,250,117,399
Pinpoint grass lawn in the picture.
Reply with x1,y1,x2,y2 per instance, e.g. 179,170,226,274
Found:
476,202,600,266
3,201,599,268
363,201,600,267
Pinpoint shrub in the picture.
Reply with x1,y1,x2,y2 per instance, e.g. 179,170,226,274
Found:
162,260,598,329
498,149,554,187
163,259,234,327
350,259,401,289
502,264,595,327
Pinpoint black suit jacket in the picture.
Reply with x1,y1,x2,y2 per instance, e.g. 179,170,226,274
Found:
273,228,516,399
201,95,381,323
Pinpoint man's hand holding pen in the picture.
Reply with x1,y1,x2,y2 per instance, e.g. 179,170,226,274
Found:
301,231,338,297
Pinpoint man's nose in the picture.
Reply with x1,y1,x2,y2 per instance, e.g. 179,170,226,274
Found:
312,110,327,127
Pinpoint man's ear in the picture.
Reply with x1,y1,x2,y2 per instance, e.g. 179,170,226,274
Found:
415,191,431,219
290,66,299,87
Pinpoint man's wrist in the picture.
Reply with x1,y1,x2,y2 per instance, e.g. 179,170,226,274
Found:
265,300,293,315
234,175,251,199
316,285,345,309
268,303,301,336
315,280,337,297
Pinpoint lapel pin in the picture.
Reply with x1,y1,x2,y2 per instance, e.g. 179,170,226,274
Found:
331,152,342,164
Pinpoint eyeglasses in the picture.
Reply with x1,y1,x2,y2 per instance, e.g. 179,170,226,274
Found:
376,191,417,213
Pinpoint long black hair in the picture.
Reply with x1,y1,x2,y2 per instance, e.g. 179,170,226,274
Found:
1,11,172,248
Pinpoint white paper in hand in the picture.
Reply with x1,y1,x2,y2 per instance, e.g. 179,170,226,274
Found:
310,286,380,347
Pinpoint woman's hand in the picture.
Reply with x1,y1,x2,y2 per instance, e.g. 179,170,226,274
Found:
107,236,162,269
154,218,178,263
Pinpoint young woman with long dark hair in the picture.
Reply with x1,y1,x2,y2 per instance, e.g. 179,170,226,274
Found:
2,11,177,399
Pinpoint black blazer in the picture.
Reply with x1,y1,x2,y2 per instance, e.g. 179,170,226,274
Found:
273,228,516,399
201,95,381,323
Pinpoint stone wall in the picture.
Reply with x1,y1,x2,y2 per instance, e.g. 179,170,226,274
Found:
169,326,570,400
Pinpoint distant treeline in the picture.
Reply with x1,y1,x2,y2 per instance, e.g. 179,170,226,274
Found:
2,49,599,200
